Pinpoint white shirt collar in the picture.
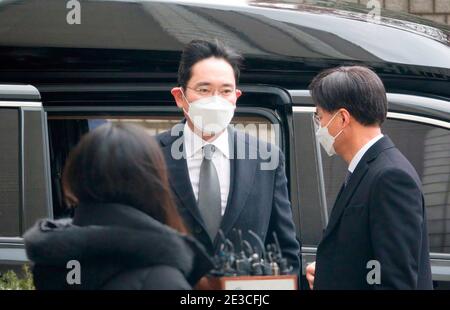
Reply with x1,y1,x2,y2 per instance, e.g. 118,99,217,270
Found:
183,122,230,159
348,134,384,173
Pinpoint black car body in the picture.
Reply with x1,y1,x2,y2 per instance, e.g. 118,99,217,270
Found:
0,0,449,289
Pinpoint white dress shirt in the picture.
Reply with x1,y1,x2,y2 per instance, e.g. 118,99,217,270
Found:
184,123,230,216
348,134,384,173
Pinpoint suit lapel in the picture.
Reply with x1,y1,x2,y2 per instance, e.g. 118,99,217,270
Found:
322,161,369,240
333,183,346,209
159,123,207,230
161,124,259,246
321,136,396,241
214,126,257,246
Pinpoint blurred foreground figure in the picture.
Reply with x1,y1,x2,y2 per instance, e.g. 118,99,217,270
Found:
24,123,213,290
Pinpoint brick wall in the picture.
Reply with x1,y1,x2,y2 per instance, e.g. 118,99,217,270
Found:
298,0,450,26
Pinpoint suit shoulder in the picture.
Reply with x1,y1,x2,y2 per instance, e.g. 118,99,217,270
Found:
374,148,421,186
155,123,185,146
155,129,170,145
234,128,282,154
372,161,422,191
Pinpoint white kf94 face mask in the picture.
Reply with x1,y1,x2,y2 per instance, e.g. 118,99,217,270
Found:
182,91,236,135
315,111,344,157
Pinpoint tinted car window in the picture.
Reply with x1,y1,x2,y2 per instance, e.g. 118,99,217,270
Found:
384,119,450,254
0,108,20,237
48,114,275,219
320,117,450,254
293,111,325,247
85,115,275,142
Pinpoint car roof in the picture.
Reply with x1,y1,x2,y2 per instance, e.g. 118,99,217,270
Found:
0,0,449,68
168,0,450,40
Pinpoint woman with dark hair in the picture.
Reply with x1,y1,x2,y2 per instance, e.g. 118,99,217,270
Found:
24,122,213,289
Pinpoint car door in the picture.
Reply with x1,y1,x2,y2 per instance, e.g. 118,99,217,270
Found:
290,89,450,289
0,84,52,274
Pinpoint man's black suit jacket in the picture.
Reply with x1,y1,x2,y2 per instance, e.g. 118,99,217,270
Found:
315,136,433,289
156,123,300,274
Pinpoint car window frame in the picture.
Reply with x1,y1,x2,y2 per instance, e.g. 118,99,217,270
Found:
0,85,51,268
0,101,52,244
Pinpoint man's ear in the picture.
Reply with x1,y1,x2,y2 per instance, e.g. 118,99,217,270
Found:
236,89,242,99
171,87,186,109
340,108,351,127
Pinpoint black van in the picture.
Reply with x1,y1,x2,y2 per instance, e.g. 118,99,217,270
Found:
0,0,449,289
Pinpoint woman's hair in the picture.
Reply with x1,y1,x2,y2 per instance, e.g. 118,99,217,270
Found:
62,122,188,234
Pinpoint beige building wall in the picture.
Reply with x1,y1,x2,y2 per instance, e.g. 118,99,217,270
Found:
297,0,450,25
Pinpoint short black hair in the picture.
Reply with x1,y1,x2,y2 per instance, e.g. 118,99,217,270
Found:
177,39,243,89
308,66,388,126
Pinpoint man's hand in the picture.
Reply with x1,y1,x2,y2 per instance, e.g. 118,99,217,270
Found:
194,276,213,290
306,261,316,290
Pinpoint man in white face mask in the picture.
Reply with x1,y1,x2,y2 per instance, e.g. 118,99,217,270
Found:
156,40,300,282
306,66,432,290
